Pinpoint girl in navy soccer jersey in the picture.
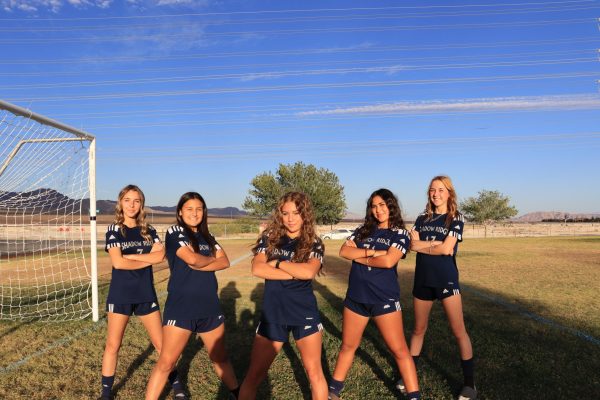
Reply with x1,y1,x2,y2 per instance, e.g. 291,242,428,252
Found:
239,192,327,400
145,192,239,400
399,176,476,400
100,184,168,400
328,188,420,400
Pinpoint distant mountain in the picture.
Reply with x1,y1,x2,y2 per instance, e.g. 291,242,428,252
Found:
343,211,363,221
94,201,246,217
0,188,79,211
0,190,248,217
515,211,600,222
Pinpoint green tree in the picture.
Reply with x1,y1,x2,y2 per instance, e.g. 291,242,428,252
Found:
460,189,518,237
243,162,346,226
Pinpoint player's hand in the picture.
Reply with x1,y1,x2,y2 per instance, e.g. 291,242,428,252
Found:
410,230,420,241
150,243,164,253
187,244,196,253
267,259,278,267
344,239,357,248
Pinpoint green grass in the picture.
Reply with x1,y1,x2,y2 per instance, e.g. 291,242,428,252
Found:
1,237,599,399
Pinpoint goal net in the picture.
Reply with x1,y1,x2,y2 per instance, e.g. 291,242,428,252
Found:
0,100,97,321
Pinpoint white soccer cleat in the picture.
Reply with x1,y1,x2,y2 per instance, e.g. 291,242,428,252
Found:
395,378,407,394
458,386,478,400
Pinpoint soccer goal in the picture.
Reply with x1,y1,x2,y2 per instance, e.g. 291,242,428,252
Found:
0,99,98,322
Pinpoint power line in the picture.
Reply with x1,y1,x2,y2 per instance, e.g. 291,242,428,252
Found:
38,94,599,121
8,71,598,103
98,132,600,154
2,37,595,65
0,1,593,21
1,4,596,32
0,18,592,44
1,49,595,78
97,133,600,161
3,57,596,91
75,100,600,131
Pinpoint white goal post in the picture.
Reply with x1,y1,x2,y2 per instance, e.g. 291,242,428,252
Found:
0,99,98,322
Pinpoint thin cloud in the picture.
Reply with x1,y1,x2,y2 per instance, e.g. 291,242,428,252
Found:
2,0,208,12
297,95,600,116
2,0,113,12
156,0,209,6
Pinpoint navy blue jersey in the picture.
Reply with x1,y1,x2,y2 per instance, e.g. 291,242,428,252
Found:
163,225,222,320
413,212,464,288
346,226,410,304
256,234,324,325
105,224,160,304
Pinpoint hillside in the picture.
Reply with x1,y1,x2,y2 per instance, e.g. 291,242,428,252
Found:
515,211,600,222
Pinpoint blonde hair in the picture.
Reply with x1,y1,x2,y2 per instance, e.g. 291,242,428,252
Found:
114,184,152,242
253,191,321,263
425,175,459,228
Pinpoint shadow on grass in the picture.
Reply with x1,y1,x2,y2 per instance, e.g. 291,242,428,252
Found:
315,252,600,398
313,277,424,395
216,280,321,399
113,343,155,398
0,320,34,340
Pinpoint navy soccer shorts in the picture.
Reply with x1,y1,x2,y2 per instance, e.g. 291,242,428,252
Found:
106,301,159,316
256,320,323,342
343,296,401,317
163,315,225,333
413,285,461,301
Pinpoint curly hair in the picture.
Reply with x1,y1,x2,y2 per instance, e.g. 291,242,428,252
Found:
114,184,152,242
356,188,405,241
425,175,459,228
253,191,322,263
175,192,218,254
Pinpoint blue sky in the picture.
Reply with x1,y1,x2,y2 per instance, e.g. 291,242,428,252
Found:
1,0,599,218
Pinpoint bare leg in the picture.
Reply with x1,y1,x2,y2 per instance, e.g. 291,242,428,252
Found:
373,311,419,393
441,294,473,360
101,312,130,377
145,325,191,400
409,298,434,356
198,323,239,390
295,331,327,400
331,307,369,382
238,334,283,400
138,311,163,353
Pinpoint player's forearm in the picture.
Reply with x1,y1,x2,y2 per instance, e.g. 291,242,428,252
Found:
192,256,230,272
354,254,399,269
277,261,319,280
251,262,294,280
184,253,215,268
412,241,453,256
112,258,150,270
340,246,380,260
411,240,442,252
124,251,165,264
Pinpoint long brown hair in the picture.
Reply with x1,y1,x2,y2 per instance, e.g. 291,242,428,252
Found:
175,192,218,254
253,191,322,263
114,184,152,242
425,175,459,228
356,188,405,241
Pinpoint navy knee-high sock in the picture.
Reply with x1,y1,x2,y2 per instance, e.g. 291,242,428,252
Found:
101,375,114,398
328,378,344,397
461,358,475,388
169,369,185,396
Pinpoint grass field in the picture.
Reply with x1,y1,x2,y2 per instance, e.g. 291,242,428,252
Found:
1,237,599,399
